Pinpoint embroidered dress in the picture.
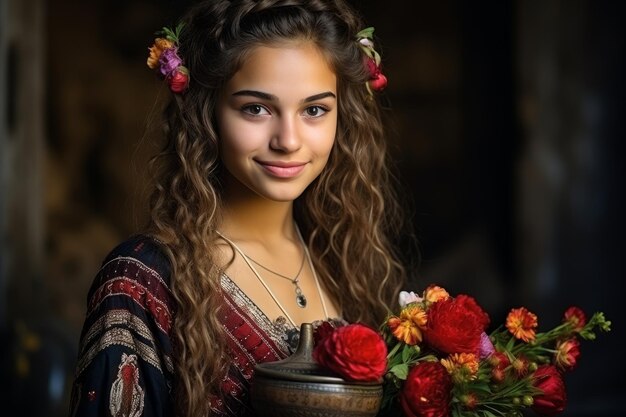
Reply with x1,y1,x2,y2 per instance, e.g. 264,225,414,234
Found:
69,235,314,417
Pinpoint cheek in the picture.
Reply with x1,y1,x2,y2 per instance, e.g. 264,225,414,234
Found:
219,116,266,158
308,120,337,158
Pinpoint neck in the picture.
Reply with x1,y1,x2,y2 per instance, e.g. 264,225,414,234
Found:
220,181,297,244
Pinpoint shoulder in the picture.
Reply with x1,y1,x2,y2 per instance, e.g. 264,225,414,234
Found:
100,234,172,285
85,234,175,333
102,235,170,278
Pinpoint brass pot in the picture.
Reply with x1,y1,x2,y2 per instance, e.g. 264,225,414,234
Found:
251,323,383,417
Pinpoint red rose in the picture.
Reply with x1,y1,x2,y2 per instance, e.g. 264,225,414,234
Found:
168,67,189,93
563,306,586,332
532,365,567,416
423,295,490,355
312,323,387,382
400,361,452,417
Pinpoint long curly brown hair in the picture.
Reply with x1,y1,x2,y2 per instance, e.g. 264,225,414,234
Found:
147,1,410,415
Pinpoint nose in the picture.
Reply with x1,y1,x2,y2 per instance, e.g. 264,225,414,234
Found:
270,116,301,152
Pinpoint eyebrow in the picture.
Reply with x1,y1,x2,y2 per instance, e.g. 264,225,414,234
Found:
232,90,336,103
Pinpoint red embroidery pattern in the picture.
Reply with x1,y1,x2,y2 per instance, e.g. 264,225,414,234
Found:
110,353,145,417
90,276,172,334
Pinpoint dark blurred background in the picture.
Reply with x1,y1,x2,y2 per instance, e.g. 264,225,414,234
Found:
1,0,624,415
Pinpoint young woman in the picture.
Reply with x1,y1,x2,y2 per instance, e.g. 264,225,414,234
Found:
70,1,409,416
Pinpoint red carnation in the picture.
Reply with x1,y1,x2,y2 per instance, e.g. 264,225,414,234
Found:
532,365,567,416
312,323,387,382
423,295,490,355
563,306,586,332
168,66,189,93
400,361,452,417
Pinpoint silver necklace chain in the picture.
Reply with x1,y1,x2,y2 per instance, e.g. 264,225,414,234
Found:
215,228,329,328
246,251,307,307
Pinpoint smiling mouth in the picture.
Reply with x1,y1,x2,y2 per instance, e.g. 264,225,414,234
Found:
256,160,307,178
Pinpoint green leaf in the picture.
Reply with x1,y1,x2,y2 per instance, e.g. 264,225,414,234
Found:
401,344,412,363
389,363,409,380
356,26,375,40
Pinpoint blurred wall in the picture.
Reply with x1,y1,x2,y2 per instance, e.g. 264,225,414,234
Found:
0,0,623,415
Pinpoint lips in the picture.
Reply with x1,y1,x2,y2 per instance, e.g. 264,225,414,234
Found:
255,160,307,178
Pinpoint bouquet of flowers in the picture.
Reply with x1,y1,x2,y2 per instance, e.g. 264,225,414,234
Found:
312,284,611,417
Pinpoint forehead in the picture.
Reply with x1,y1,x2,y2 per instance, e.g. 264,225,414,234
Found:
224,43,337,96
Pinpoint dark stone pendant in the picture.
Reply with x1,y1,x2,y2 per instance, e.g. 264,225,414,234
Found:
294,283,307,308
296,294,307,308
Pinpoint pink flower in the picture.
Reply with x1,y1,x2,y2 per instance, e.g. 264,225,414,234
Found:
478,332,495,359
158,48,183,77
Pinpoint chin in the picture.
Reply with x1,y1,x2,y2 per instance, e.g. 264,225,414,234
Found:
260,189,307,202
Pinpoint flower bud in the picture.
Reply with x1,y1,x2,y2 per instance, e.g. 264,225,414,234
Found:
522,395,534,406
460,393,478,409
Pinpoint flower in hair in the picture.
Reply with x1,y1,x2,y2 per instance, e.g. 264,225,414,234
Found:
147,23,189,94
356,27,387,94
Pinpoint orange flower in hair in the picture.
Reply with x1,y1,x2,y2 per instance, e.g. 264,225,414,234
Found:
147,23,190,94
147,38,175,69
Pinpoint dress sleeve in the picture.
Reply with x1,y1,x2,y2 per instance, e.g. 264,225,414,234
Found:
69,236,176,417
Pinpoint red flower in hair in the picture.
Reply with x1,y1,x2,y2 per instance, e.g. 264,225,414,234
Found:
365,57,387,91
168,67,190,93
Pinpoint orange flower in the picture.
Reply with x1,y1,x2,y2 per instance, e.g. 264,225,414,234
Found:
387,305,427,345
506,307,538,342
424,285,450,303
441,353,479,383
147,38,175,69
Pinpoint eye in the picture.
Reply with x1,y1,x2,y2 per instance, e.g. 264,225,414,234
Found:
242,104,270,116
303,105,328,118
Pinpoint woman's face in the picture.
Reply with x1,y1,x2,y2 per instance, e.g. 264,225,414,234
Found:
217,43,338,202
